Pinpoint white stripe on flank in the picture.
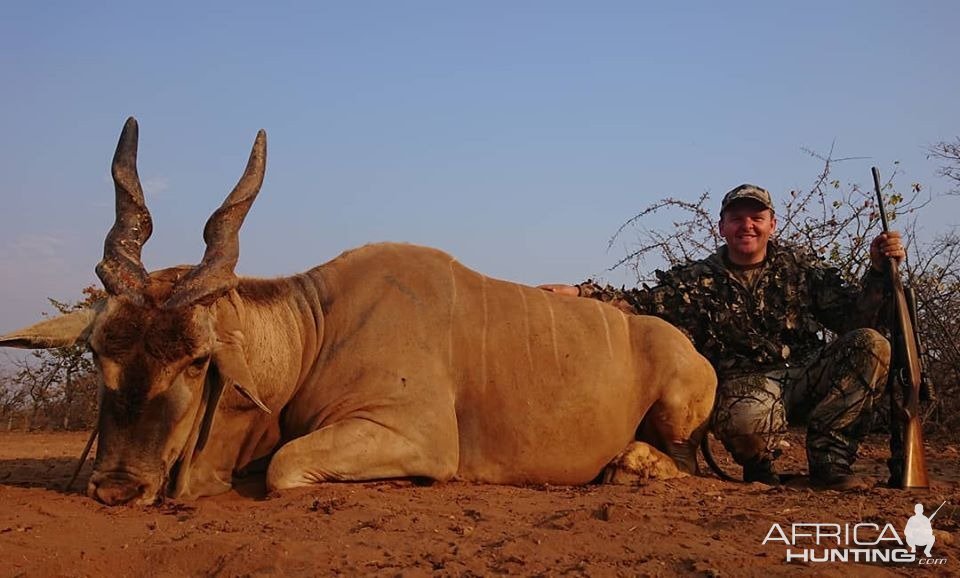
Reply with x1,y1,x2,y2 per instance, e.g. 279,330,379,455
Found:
448,259,457,368
539,289,561,374
480,273,488,389
518,286,534,372
619,308,630,344
595,299,614,360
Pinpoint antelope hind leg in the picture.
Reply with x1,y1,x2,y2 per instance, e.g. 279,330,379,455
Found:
602,441,686,485
637,364,716,475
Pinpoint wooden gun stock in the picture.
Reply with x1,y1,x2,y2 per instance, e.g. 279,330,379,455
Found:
872,166,929,489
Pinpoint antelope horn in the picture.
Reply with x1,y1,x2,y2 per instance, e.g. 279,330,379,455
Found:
165,130,267,309
95,117,153,298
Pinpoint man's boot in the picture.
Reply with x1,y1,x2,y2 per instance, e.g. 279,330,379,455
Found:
743,457,779,485
810,463,870,491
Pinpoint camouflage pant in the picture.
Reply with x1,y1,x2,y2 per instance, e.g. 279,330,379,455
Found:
711,328,891,474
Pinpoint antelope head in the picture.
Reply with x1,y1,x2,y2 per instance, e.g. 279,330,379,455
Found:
0,118,271,505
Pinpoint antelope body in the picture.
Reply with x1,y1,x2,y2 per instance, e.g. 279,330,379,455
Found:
0,119,716,505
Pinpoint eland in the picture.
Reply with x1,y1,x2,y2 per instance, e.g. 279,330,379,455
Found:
0,118,717,505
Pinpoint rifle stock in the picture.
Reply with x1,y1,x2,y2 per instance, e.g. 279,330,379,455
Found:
872,166,929,489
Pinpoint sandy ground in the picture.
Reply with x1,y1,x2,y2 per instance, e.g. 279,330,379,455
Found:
0,430,957,577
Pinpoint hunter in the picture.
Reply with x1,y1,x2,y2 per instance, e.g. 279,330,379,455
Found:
542,184,905,490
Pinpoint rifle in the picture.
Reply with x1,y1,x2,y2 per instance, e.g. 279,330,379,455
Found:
872,166,929,489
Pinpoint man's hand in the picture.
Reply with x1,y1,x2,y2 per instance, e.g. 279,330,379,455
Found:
538,284,580,296
870,231,906,272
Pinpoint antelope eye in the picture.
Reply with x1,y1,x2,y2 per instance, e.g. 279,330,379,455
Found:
185,355,210,377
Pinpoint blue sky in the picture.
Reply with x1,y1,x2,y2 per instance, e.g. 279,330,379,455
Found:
1,1,958,332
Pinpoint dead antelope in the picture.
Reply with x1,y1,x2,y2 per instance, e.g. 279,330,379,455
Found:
0,118,716,505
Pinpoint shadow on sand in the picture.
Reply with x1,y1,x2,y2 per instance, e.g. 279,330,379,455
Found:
0,456,273,502
0,457,91,496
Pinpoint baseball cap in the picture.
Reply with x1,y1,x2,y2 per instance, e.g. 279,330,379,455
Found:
720,184,774,215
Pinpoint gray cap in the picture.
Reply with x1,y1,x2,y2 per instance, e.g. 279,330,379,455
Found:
720,184,774,215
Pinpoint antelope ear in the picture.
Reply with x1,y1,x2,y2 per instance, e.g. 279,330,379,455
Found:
194,365,226,453
0,309,96,349
212,330,271,414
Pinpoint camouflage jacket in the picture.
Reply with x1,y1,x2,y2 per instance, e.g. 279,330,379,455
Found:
579,241,888,379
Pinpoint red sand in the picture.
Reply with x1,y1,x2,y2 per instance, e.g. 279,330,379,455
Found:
0,430,957,577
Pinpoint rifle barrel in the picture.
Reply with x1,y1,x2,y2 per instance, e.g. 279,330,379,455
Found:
873,167,893,234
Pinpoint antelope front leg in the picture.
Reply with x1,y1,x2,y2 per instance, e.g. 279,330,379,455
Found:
266,417,458,491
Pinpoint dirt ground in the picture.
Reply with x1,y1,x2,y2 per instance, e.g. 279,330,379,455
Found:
0,430,957,577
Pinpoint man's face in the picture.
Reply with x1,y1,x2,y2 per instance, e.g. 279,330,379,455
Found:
718,201,776,264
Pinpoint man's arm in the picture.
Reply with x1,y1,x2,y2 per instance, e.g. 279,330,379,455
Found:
811,231,905,333
538,284,580,297
859,231,906,325
538,281,642,314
